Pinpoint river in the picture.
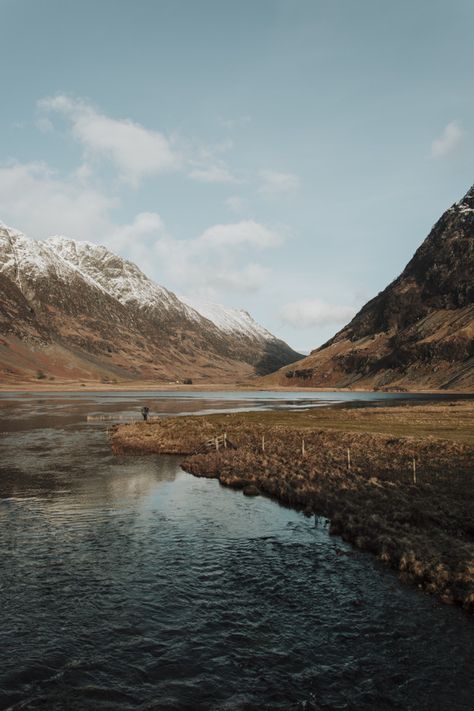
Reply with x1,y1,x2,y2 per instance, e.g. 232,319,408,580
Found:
0,391,473,710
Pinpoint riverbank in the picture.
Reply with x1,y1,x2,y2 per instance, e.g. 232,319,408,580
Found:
1,380,473,394
111,401,474,611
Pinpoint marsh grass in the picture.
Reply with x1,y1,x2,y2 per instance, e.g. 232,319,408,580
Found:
111,401,474,610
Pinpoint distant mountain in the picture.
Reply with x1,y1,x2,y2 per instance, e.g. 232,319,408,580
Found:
0,225,302,384
265,185,474,391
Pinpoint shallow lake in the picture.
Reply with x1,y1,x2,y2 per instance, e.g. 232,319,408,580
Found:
0,391,473,710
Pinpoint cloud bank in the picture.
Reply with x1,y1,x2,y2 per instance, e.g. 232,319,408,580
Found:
39,95,180,185
431,121,465,158
279,298,355,328
0,158,282,299
258,169,300,198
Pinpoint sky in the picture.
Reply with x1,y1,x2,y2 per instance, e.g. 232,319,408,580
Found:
0,0,473,352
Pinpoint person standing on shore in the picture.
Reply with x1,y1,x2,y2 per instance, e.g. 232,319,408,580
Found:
141,406,150,421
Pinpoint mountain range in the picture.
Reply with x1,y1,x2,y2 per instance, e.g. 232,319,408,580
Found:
2,184,473,390
266,184,474,390
0,225,302,384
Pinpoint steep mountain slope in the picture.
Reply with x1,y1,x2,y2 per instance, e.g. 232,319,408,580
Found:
0,225,301,384
180,297,273,340
266,185,474,391
179,296,299,375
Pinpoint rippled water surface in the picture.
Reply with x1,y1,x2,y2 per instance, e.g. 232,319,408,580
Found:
0,392,473,710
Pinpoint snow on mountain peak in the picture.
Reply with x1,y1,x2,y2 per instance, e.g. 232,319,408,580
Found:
0,223,100,289
44,237,276,338
180,296,275,341
0,223,280,344
44,235,186,312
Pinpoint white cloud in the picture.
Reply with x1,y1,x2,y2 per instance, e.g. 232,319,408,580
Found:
0,161,117,241
38,95,179,185
74,163,93,183
110,211,166,251
187,138,237,183
154,240,271,297
1,96,287,303
0,159,280,300
39,94,245,188
200,220,282,249
35,117,54,134
225,195,248,213
279,298,355,328
431,121,465,158
152,221,282,297
258,169,300,198
0,162,166,265
175,259,269,295
219,115,251,130
189,165,236,183
216,263,268,291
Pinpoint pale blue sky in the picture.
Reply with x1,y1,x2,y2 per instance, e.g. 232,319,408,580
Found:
1,0,473,351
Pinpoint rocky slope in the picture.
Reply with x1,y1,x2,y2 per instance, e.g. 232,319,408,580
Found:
0,225,302,384
266,185,474,390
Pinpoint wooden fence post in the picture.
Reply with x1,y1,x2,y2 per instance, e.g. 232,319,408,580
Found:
302,438,305,457
347,448,351,471
224,432,227,449
262,434,265,453
215,436,219,452
412,457,417,485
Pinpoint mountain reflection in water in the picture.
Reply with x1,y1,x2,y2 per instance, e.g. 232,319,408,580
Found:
0,392,473,711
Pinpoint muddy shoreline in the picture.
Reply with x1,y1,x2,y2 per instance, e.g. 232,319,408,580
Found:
111,402,474,611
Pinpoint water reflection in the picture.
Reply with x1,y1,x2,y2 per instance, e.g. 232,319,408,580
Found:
0,426,178,507
1,387,472,434
0,394,473,711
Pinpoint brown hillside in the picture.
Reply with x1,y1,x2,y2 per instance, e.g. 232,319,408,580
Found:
0,227,301,385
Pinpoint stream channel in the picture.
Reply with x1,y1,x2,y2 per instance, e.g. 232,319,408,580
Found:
0,391,473,710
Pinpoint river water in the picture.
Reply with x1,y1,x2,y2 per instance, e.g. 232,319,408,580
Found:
0,391,473,711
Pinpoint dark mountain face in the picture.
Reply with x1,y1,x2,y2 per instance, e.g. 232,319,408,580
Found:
0,271,48,342
341,186,474,339
267,185,474,391
0,226,302,384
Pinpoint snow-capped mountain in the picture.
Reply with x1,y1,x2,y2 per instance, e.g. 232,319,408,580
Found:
0,224,302,384
0,225,110,297
45,236,198,319
179,296,275,341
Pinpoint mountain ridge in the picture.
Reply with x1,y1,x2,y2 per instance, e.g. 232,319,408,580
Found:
265,185,474,391
0,224,302,384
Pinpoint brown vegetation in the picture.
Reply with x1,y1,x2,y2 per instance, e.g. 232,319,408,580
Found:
110,402,474,611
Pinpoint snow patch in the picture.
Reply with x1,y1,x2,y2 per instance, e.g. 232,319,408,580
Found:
180,296,275,341
45,235,182,311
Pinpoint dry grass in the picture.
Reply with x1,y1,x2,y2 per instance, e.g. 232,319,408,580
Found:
110,416,220,455
110,401,474,611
